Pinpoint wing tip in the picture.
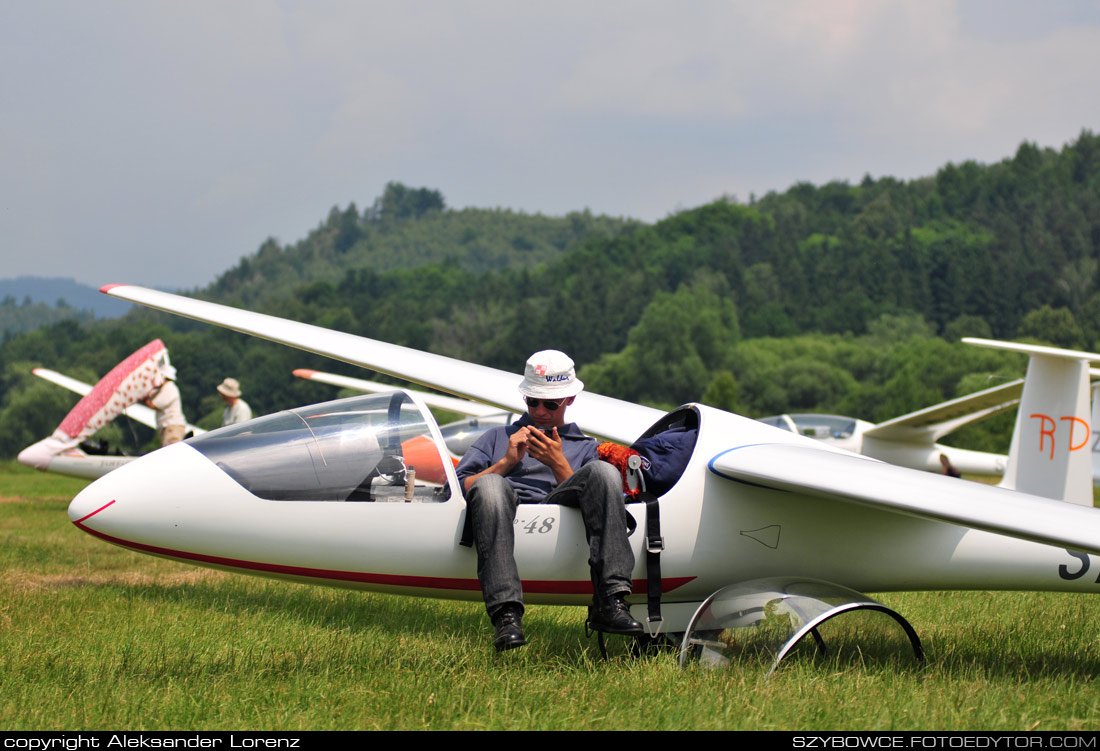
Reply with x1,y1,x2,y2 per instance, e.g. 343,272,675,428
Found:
99,283,126,294
292,369,318,378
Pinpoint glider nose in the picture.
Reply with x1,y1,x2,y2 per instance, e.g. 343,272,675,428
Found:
68,487,116,529
68,463,128,529
66,442,207,537
67,441,257,557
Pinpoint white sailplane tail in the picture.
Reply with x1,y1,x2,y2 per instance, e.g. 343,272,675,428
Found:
965,339,1098,505
1091,377,1100,486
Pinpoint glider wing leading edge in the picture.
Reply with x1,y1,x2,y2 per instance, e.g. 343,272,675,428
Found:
710,443,1100,557
100,285,662,444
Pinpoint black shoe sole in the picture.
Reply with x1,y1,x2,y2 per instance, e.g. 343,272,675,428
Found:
587,620,645,636
494,635,527,651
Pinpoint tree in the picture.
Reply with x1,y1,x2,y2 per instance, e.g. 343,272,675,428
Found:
942,314,992,342
1016,306,1085,349
334,203,363,254
702,371,740,413
367,182,446,222
865,312,935,343
579,274,740,407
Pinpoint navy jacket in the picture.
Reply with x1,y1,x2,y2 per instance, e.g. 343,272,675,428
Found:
455,414,597,502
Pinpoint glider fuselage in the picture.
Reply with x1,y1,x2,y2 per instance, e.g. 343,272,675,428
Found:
67,397,1100,632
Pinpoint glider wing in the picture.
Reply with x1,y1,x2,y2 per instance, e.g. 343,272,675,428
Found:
710,443,1100,555
101,285,662,444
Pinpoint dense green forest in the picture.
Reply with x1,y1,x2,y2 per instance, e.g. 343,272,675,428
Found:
2,131,1098,458
205,182,642,308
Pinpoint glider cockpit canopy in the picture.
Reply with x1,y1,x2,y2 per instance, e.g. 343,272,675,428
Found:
187,391,456,503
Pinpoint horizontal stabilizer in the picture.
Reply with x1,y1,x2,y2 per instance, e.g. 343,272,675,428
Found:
963,338,1100,362
710,443,1100,556
864,379,1024,443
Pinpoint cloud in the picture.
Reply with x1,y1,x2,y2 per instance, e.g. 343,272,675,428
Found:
1,0,1098,288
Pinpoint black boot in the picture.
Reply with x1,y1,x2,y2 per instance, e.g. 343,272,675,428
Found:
587,593,644,635
491,604,527,651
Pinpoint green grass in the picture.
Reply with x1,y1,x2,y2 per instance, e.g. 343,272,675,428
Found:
2,462,1100,730
0,460,91,502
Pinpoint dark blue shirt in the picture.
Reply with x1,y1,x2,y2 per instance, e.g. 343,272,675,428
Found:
455,414,598,502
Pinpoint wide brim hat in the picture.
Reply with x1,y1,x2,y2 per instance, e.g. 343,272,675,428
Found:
518,350,584,399
217,377,242,398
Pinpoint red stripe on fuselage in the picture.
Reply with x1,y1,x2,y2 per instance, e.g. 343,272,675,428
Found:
72,518,695,595
74,499,116,524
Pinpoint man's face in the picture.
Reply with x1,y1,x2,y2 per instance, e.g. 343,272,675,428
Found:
525,396,573,429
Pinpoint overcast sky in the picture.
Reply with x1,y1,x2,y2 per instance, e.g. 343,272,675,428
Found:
3,0,1100,290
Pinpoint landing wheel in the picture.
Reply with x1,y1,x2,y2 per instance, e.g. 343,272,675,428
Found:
679,577,924,674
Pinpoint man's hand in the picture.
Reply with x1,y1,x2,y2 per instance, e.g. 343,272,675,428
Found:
463,426,531,491
525,426,573,483
504,426,531,465
462,424,574,491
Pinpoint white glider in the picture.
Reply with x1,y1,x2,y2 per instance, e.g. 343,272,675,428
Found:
66,284,1100,665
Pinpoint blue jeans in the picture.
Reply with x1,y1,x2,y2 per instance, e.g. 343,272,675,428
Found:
466,460,635,617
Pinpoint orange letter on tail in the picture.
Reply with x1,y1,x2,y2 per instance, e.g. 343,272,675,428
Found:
1031,413,1056,460
1061,416,1090,451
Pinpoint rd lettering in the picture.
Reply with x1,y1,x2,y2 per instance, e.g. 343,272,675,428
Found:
1030,413,1089,460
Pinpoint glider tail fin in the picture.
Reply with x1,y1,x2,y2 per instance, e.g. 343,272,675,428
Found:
1092,377,1100,487
965,339,1096,505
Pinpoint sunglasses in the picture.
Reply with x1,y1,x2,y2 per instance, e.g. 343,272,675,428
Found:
524,397,566,411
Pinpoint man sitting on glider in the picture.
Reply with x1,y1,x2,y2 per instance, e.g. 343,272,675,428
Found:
455,350,643,651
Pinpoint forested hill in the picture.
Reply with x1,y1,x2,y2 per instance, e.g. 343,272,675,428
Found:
0,295,92,337
204,182,642,308
2,131,1098,458
0,277,134,336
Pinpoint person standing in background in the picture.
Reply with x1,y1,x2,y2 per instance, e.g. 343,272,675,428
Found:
217,377,252,426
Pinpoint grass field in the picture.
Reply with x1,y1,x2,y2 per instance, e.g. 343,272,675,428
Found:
2,461,1099,731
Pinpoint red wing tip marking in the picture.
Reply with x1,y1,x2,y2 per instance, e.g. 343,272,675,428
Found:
292,369,318,377
99,284,126,294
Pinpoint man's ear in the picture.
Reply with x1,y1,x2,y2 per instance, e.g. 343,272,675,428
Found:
565,396,575,406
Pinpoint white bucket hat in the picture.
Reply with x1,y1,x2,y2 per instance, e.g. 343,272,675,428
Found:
217,377,242,398
518,350,584,399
